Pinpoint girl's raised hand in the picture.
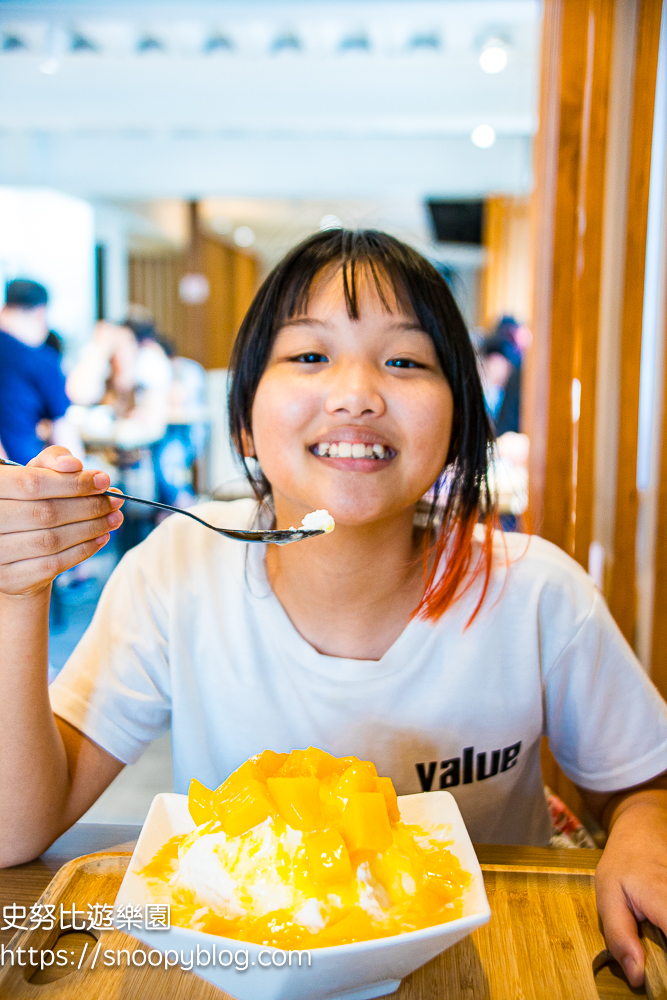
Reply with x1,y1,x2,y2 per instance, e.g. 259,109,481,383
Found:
0,446,124,597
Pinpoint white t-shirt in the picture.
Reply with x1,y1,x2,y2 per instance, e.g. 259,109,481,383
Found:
49,499,667,846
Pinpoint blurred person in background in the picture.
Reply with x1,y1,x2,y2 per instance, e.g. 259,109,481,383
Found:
478,318,531,531
154,335,208,508
66,310,173,551
0,279,82,464
479,334,520,433
66,312,172,431
478,316,532,438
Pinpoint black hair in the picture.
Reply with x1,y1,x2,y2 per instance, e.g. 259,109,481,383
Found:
228,228,497,620
45,330,64,356
480,334,521,367
124,317,158,344
5,279,48,309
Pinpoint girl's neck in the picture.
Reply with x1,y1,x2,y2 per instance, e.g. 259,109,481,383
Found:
265,502,425,660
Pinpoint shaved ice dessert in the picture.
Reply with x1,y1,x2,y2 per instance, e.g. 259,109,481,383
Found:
141,747,470,949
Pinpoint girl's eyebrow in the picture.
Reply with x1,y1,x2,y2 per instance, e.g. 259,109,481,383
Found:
279,318,426,333
278,317,330,330
386,320,429,334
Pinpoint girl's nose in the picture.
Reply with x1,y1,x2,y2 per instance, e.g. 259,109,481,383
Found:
324,364,386,418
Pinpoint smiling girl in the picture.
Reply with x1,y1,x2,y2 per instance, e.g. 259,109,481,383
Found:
1,230,667,986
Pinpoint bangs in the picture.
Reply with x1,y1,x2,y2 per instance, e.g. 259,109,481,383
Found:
276,241,413,329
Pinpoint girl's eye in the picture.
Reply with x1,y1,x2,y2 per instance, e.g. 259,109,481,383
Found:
291,352,328,364
386,357,423,369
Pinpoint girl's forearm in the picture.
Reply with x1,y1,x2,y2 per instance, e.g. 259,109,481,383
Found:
0,588,71,865
603,780,667,832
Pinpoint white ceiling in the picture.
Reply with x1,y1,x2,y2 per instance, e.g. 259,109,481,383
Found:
0,1,540,200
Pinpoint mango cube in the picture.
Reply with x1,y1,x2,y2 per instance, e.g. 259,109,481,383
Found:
212,776,275,837
319,908,378,945
267,776,321,830
275,746,338,778
374,776,400,823
254,749,289,778
334,755,361,772
216,759,264,801
305,829,352,883
188,778,215,827
301,746,340,778
336,763,378,798
340,792,392,853
370,846,418,904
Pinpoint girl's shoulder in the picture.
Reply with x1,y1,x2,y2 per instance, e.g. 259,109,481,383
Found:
492,530,592,585
472,526,599,618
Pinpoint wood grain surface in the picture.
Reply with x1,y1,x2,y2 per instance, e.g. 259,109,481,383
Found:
0,849,663,1000
608,0,665,644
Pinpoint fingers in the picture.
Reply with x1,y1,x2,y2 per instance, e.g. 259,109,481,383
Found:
0,447,126,596
0,459,110,501
0,535,113,597
28,446,83,474
0,493,124,535
598,884,646,987
0,510,123,564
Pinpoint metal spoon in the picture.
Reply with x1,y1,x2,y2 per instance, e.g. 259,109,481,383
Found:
0,457,325,545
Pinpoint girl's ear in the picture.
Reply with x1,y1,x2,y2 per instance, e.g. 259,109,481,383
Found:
240,428,256,459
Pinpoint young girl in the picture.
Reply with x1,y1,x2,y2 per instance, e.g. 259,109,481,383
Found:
1,230,666,987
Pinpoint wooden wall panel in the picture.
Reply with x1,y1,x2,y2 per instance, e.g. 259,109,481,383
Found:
233,252,259,338
128,254,186,352
129,225,259,370
205,237,236,370
570,1,615,568
523,0,563,536
528,0,615,566
608,0,664,644
652,271,667,696
481,196,533,328
529,0,617,815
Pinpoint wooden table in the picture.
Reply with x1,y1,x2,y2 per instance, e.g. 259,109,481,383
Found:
0,829,648,998
0,823,141,948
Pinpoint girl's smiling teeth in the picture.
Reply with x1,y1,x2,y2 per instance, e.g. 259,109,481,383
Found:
312,442,393,459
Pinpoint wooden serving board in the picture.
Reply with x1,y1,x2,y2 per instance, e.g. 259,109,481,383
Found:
0,852,665,1000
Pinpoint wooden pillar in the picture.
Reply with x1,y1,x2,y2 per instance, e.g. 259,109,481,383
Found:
181,200,209,368
481,196,533,327
526,0,614,564
233,251,259,337
528,0,616,817
607,0,664,644
652,274,667,696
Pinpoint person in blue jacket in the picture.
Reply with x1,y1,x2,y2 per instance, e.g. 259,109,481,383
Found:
0,279,70,464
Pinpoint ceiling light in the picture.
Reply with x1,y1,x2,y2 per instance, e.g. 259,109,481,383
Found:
179,273,210,306
479,41,507,74
319,215,342,230
339,34,370,53
39,57,59,74
233,226,255,247
407,32,440,52
204,34,233,53
2,34,26,51
471,124,495,148
137,36,163,53
70,32,97,53
271,33,301,53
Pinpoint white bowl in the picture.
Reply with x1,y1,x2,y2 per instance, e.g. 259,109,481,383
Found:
115,791,490,1000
